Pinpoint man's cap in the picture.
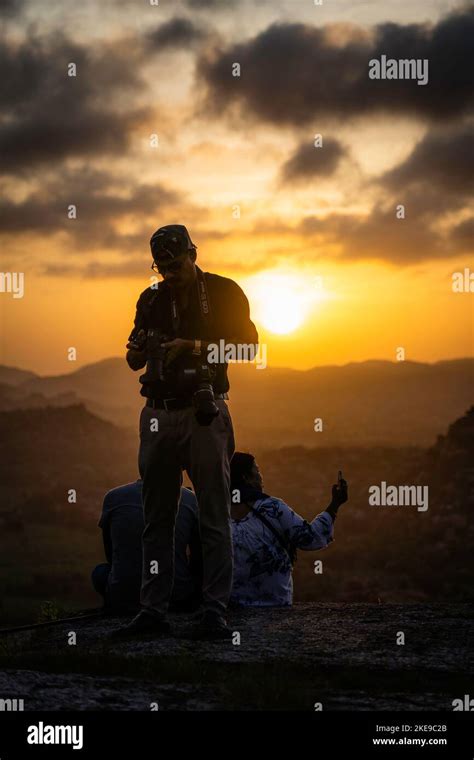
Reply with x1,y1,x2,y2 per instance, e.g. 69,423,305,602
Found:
150,224,196,262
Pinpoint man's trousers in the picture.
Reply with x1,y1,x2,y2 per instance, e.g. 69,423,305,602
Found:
138,399,235,617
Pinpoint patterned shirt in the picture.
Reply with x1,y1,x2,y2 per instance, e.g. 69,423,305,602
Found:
230,497,334,607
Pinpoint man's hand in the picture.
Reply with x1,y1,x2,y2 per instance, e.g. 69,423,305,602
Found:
161,338,194,366
331,478,348,507
126,348,147,371
126,329,147,370
325,478,348,521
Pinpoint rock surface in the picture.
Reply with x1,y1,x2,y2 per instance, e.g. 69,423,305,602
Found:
1,603,472,711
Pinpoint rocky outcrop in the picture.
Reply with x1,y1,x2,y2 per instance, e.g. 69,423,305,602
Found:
0,603,472,711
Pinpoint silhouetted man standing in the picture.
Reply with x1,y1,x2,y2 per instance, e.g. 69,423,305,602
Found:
120,224,258,639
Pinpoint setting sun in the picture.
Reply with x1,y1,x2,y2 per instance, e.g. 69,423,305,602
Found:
244,271,325,335
260,287,305,334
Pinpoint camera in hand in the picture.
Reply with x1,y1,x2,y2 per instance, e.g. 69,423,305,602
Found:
138,329,169,385
139,329,220,426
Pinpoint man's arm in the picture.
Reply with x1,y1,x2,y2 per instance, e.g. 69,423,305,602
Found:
262,482,347,552
268,499,335,551
215,278,258,348
126,294,148,370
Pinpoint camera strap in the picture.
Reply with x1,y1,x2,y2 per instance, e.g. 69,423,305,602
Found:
169,266,212,334
196,266,212,322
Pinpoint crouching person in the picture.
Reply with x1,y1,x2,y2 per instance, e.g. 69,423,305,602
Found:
229,452,348,607
92,480,202,614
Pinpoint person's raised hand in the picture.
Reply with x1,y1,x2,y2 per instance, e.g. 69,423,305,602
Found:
331,478,348,507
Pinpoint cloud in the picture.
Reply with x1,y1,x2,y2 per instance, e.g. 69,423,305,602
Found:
0,34,149,174
43,257,148,279
298,196,473,264
147,17,207,50
451,217,474,247
184,0,236,9
2,6,471,274
280,137,347,183
237,186,473,266
0,0,23,17
380,123,474,199
197,8,474,126
0,167,181,254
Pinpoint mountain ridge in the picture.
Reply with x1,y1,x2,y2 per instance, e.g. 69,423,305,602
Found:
1,356,472,383
0,357,472,447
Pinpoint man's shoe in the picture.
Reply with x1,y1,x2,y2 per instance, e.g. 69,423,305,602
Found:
188,610,233,641
109,610,171,639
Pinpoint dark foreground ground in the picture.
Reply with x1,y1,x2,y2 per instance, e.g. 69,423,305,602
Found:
0,603,472,711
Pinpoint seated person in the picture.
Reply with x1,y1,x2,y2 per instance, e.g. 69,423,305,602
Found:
229,452,348,607
92,480,202,613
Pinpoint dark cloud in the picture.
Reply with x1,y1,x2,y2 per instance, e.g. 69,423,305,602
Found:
380,123,474,198
0,0,23,17
197,8,474,125
184,0,236,9
0,35,149,174
0,167,181,254
280,137,347,183
147,17,207,50
451,217,474,247
0,110,147,174
44,258,151,279
298,196,473,264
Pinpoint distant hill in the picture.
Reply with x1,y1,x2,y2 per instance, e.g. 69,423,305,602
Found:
0,359,137,427
0,381,78,412
0,366,37,386
0,403,138,526
0,357,472,446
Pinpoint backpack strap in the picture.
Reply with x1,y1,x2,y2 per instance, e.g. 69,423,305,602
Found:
249,500,296,565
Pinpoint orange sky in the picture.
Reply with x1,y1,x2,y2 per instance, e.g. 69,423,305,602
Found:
0,0,472,375
1,258,472,375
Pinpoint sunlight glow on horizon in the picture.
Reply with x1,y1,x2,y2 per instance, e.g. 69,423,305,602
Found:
243,270,328,335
